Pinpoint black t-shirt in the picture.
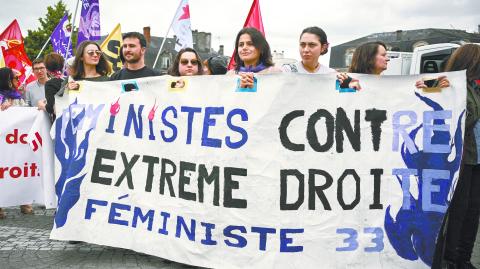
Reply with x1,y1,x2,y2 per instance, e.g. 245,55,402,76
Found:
109,66,161,81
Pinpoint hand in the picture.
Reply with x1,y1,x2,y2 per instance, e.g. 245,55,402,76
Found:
67,81,80,90
415,79,426,89
415,75,450,89
37,99,47,111
349,80,362,91
239,72,254,88
0,99,13,111
336,73,349,84
337,73,361,90
437,75,450,88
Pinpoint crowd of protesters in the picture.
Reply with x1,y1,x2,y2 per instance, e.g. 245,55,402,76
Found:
0,27,479,269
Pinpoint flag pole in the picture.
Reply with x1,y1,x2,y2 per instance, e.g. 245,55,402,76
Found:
35,36,51,60
152,0,183,69
65,0,81,60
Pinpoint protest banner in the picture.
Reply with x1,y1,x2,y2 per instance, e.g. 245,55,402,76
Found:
50,71,466,268
0,108,56,208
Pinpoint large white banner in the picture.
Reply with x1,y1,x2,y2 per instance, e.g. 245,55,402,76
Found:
0,108,56,208
50,71,467,269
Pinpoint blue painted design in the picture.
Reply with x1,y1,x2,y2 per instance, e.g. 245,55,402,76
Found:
385,92,464,266
118,194,129,200
54,99,105,228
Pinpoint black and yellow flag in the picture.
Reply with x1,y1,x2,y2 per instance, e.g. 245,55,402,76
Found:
100,24,123,73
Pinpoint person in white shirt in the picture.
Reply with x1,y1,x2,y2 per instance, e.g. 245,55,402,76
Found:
25,58,49,110
283,26,336,74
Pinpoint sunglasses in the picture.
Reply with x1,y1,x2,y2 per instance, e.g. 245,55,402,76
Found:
13,76,19,81
86,50,103,56
180,59,199,66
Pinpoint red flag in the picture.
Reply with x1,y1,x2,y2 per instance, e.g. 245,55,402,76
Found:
2,44,35,85
228,0,265,70
0,19,34,85
0,20,24,43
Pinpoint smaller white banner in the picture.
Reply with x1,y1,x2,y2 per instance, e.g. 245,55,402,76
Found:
0,107,56,208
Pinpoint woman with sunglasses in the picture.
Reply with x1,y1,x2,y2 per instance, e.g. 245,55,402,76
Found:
227,27,281,88
0,67,25,111
168,47,204,76
64,41,111,91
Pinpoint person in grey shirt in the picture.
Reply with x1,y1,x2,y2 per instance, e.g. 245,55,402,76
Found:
25,58,49,110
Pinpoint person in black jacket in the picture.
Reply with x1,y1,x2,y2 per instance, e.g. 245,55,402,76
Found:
43,52,65,122
433,44,480,269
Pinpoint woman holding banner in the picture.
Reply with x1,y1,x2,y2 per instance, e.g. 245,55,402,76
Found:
64,41,111,92
338,41,450,90
434,44,480,269
335,41,389,90
0,67,33,218
283,26,335,74
227,27,281,89
0,67,25,111
168,47,204,76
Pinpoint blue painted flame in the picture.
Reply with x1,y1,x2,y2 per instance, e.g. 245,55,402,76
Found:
54,99,104,228
385,92,464,266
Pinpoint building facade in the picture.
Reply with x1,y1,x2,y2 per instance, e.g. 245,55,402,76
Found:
101,27,226,74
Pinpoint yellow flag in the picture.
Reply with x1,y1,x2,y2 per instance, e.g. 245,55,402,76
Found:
100,24,123,74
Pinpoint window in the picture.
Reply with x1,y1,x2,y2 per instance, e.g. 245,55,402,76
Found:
162,56,170,68
344,48,356,67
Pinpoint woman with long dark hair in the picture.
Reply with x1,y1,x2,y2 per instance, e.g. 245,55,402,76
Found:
348,41,389,75
0,67,24,111
228,27,281,88
65,41,111,91
339,41,449,90
336,41,390,89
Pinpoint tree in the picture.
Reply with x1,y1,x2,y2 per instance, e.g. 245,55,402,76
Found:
24,1,77,60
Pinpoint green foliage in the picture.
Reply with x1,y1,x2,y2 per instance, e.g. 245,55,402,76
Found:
24,1,77,60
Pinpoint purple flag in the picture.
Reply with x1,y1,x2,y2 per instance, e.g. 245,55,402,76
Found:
77,0,101,46
50,14,73,59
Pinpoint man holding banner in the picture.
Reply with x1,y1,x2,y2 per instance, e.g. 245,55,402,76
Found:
109,32,160,81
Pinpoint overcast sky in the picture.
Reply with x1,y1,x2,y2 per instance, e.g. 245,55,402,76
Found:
0,0,478,65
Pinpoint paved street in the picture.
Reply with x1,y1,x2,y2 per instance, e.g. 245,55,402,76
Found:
0,206,479,268
0,206,204,269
